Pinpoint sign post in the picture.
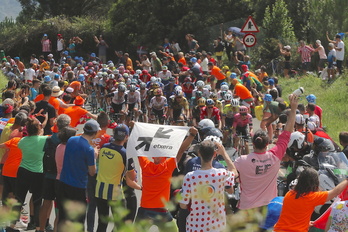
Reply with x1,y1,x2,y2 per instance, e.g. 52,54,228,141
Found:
241,16,259,48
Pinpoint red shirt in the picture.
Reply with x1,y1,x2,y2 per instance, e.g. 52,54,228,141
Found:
200,106,221,121
181,83,195,94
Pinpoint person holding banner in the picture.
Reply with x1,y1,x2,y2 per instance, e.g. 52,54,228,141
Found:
135,126,198,230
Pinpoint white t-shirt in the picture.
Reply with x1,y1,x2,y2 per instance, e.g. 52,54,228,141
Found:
24,68,36,81
180,168,234,232
336,40,345,61
201,57,209,72
57,39,64,51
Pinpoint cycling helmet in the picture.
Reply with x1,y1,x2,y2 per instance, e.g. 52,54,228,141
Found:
78,74,85,82
205,84,212,91
221,85,229,91
123,73,129,78
118,77,125,83
174,86,183,93
224,93,232,101
152,82,160,88
204,127,223,139
169,76,175,82
220,82,228,87
175,89,183,96
231,99,239,107
87,62,93,67
118,85,126,92
206,99,214,106
198,118,215,129
288,131,305,149
136,69,142,75
154,88,163,96
139,82,146,89
156,77,162,83
313,137,335,154
196,80,205,88
108,63,114,68
210,93,218,101
150,76,157,83
131,79,138,85
220,91,227,99
113,69,120,75
184,77,192,83
204,135,222,145
306,94,317,104
129,84,136,92
109,74,115,79
222,65,230,70
97,72,103,77
197,98,206,107
230,72,237,79
102,72,108,78
195,91,203,98
239,106,248,113
264,94,273,102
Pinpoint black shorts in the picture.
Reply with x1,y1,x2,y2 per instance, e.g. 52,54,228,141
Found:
284,61,291,70
301,62,310,70
225,117,233,128
236,125,248,138
128,103,138,112
43,177,57,200
337,60,343,70
328,61,334,69
173,109,182,121
0,164,3,185
151,108,164,118
2,176,16,200
111,102,125,113
141,100,147,114
318,59,327,68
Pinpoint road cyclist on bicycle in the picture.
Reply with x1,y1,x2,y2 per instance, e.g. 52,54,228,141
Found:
148,88,168,124
232,105,253,155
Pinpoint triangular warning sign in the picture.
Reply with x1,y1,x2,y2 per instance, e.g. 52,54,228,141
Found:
241,16,259,33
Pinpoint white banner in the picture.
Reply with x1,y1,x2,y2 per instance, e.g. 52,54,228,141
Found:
127,122,190,158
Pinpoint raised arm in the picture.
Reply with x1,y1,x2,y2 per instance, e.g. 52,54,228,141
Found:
176,127,198,162
283,94,298,132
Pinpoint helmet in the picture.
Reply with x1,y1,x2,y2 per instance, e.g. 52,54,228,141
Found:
195,90,203,98
220,82,228,87
231,99,239,107
78,74,85,82
118,77,125,83
204,135,222,145
205,84,211,91
156,77,162,83
313,137,335,154
175,89,183,96
264,94,272,102
224,93,232,101
168,76,175,82
118,85,126,92
131,78,138,85
198,119,215,129
204,128,223,139
152,82,160,88
197,98,206,106
221,85,229,91
196,80,205,88
87,62,93,67
154,88,162,96
139,82,146,89
220,91,227,99
123,73,129,78
206,99,214,106
222,65,229,70
113,69,120,75
288,131,305,149
239,106,248,113
306,94,316,104
108,63,114,68
184,77,192,83
102,72,108,77
109,74,115,79
210,92,218,101
150,76,157,83
44,76,51,82
129,84,136,92
136,69,142,75
97,72,103,77
174,86,182,92
230,72,237,79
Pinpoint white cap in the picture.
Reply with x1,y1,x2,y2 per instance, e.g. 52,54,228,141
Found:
66,87,74,93
295,114,305,125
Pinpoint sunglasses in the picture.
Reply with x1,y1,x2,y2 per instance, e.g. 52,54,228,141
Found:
241,113,247,116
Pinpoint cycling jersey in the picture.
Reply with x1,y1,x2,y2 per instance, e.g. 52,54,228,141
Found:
214,100,223,112
223,104,239,118
106,79,117,91
149,96,168,110
126,90,141,104
109,91,127,105
232,113,253,129
169,96,189,111
192,88,210,99
140,89,147,101
200,106,221,121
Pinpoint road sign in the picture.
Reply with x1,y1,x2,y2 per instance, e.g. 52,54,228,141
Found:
243,33,257,47
241,16,259,33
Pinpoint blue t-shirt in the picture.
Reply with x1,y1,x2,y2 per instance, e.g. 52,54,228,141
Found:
29,88,38,101
327,49,336,63
184,156,225,175
60,136,95,189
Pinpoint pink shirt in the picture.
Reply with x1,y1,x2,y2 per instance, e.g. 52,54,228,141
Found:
55,144,66,180
234,130,290,210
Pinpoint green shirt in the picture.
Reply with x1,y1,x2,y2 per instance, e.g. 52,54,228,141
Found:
18,135,47,173
269,101,281,115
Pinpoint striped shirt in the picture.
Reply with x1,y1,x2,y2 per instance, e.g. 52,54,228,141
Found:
297,45,314,63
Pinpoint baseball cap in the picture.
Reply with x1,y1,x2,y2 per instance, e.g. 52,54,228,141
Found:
51,86,64,97
83,120,101,133
295,114,305,125
268,78,275,85
44,76,51,82
65,87,74,93
241,64,248,72
43,34,47,36
48,54,53,57
90,53,96,58
14,57,20,60
190,57,197,63
113,124,129,140
63,51,68,55
74,96,85,106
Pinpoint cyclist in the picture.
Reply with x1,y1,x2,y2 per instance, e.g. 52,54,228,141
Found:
139,82,148,122
192,97,206,127
210,92,223,112
222,98,239,145
192,80,210,99
200,98,222,130
107,84,128,122
221,92,233,108
163,76,178,99
181,77,194,100
168,90,190,123
217,83,233,100
126,84,141,122
148,88,168,124
105,74,116,93
140,70,151,83
147,81,161,105
97,72,109,110
232,106,253,154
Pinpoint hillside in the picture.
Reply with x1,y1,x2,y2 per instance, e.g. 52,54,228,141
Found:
0,0,21,22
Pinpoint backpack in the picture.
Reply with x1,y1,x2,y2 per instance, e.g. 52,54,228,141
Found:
43,135,61,175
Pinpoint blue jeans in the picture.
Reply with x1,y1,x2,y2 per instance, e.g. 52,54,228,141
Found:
136,207,173,223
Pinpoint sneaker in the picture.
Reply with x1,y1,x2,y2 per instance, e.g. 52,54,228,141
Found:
25,222,36,231
15,220,27,229
45,223,54,232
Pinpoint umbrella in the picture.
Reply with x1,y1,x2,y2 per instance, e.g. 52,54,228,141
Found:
228,27,245,36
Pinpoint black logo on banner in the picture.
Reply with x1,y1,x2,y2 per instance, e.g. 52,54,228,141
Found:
135,127,172,151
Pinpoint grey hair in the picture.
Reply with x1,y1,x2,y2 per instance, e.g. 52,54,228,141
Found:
56,114,71,130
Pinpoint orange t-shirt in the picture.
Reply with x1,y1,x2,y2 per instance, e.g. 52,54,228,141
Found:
297,128,314,143
69,81,81,97
34,95,60,110
210,66,226,80
2,137,22,178
274,190,328,232
92,130,111,148
234,84,253,100
178,57,187,66
139,157,176,208
257,72,268,82
64,106,88,127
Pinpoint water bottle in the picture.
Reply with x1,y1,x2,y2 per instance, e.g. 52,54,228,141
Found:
292,87,304,97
